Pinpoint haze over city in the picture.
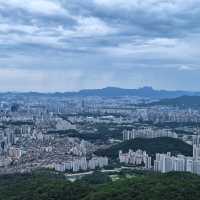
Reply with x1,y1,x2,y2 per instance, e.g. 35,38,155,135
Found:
0,0,200,91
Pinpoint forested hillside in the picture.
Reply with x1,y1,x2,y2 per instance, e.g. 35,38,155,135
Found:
0,171,200,200
95,137,193,159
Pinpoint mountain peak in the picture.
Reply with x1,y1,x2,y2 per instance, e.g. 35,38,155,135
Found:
139,86,154,91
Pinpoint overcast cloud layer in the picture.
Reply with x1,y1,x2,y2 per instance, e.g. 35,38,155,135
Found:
0,0,200,92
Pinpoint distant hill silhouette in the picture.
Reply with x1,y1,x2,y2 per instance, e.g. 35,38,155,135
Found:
77,87,197,99
1,87,199,99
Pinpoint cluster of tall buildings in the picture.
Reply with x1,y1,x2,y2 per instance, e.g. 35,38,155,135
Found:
69,140,89,156
54,156,108,172
0,146,25,167
0,128,16,154
131,107,200,123
154,135,200,175
123,128,177,141
118,135,200,176
8,147,25,160
0,156,12,167
119,149,152,169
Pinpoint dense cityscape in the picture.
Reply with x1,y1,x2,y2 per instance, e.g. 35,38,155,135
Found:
0,90,200,177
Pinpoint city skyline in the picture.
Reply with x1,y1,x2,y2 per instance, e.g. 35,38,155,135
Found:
1,0,200,91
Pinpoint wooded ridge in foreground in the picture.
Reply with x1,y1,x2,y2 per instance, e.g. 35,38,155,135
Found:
0,171,200,200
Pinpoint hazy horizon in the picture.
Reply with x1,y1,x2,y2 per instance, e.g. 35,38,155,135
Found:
1,0,200,92
0,86,200,93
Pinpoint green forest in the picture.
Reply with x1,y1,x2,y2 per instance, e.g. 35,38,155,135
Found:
95,137,193,159
0,171,200,200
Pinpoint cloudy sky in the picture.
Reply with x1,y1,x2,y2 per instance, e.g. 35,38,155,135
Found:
0,0,200,92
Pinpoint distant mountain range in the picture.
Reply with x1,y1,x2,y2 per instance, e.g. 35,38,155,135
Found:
1,87,200,99
76,87,199,99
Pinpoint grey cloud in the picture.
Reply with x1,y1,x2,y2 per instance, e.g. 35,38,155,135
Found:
0,0,200,91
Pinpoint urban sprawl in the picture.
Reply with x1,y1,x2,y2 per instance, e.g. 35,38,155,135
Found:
0,93,200,175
